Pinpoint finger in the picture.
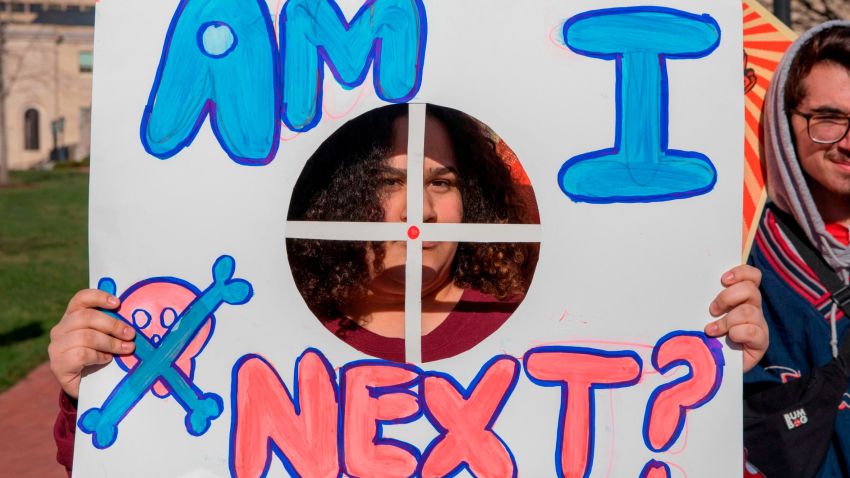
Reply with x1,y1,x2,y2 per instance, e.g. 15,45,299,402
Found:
720,264,762,288
65,288,120,315
49,345,114,390
743,349,765,373
723,303,768,347
66,346,115,369
50,346,115,400
705,315,769,373
59,308,136,341
60,328,135,356
709,281,761,317
704,303,768,346
727,323,769,352
704,315,727,337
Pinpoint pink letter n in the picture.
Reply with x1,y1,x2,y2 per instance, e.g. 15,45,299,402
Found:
230,350,340,478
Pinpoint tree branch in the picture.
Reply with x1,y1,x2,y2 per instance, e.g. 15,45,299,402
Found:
796,0,842,21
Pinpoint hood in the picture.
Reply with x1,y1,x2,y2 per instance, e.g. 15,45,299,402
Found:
763,20,850,276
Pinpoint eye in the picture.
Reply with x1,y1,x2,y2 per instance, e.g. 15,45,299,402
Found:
161,307,178,328
427,174,457,192
379,176,405,190
132,309,152,329
811,115,848,125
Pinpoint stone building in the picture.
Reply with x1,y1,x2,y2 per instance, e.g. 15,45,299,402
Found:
2,0,94,170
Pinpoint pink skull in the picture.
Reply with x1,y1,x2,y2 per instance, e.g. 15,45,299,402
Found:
115,279,214,398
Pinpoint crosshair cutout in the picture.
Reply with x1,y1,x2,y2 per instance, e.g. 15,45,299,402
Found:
286,103,541,363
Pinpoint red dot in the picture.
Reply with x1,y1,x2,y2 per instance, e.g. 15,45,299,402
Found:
407,225,420,240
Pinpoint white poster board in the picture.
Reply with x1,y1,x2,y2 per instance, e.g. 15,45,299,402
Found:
78,0,744,476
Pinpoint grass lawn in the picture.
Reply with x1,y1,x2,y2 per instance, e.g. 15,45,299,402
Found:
0,169,88,392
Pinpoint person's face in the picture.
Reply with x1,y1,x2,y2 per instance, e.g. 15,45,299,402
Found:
790,62,850,201
369,114,463,296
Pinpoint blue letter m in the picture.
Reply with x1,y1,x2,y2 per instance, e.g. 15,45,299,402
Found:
281,0,427,132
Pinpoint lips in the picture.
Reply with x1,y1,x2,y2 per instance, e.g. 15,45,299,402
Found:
826,152,850,172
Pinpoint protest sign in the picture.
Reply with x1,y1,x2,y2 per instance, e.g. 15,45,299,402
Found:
78,0,745,476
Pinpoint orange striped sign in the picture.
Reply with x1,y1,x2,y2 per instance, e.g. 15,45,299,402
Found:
741,0,796,256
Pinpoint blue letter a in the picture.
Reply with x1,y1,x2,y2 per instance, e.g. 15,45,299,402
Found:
281,0,427,132
141,0,280,165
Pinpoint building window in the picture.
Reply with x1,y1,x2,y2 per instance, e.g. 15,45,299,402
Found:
11,3,24,12
24,109,39,150
30,3,43,13
79,51,93,73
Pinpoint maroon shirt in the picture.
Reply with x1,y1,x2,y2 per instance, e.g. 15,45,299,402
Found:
54,391,77,476
324,288,520,362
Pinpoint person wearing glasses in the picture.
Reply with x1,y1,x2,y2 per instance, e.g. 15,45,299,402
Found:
744,21,850,477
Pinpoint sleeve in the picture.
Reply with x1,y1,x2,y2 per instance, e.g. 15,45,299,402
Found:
54,391,78,477
743,252,787,391
742,291,786,392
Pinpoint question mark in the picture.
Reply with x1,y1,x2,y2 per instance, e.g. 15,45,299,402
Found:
640,459,671,478
641,331,725,471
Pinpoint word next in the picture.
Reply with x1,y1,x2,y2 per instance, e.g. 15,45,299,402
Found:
229,331,724,477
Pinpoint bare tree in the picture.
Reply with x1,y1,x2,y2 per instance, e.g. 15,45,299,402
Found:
0,20,8,187
792,0,850,33
796,0,847,22
759,0,850,31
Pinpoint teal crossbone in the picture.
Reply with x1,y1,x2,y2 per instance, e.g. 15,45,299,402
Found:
79,255,252,449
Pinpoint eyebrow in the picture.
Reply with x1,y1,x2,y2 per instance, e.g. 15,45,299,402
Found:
382,166,459,178
808,105,849,116
380,166,407,178
426,166,459,177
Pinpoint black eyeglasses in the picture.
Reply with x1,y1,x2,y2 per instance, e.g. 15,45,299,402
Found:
791,110,850,144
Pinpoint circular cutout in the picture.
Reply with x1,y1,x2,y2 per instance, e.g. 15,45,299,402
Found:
286,103,540,362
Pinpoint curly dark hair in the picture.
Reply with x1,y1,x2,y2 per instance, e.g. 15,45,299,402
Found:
286,104,538,332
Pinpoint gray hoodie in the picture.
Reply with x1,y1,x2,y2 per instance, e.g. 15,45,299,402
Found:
762,19,850,277
762,20,850,355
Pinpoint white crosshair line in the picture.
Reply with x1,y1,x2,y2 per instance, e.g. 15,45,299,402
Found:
286,103,541,363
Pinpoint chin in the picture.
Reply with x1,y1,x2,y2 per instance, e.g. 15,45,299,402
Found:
421,269,439,287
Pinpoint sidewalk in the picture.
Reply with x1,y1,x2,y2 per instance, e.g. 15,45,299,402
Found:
0,362,67,478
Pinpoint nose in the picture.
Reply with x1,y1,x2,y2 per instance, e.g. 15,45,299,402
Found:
423,189,436,223
399,194,408,223
838,125,850,152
